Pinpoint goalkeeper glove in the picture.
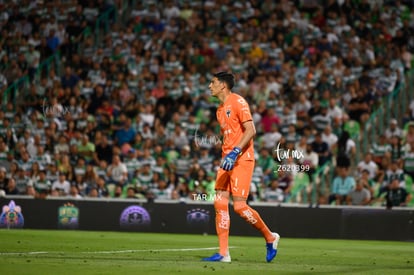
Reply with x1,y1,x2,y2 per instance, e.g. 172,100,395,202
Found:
220,147,242,171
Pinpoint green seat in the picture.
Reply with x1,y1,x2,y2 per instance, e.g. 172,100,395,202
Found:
106,183,116,198
290,172,310,203
405,175,414,206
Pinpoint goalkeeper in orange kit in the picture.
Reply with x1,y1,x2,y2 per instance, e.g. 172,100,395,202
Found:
202,72,280,263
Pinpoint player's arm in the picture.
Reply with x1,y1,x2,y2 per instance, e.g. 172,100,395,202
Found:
237,120,256,150
220,120,255,171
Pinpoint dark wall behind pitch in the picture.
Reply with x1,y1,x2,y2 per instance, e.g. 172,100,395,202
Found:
0,198,413,241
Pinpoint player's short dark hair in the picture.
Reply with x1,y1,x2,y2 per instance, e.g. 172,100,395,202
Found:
214,72,235,89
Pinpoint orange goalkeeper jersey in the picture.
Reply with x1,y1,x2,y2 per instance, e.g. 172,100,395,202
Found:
216,93,254,161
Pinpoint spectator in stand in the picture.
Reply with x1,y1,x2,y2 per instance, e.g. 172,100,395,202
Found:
51,172,71,196
403,141,414,180
94,135,113,165
107,155,128,187
311,105,331,133
384,119,403,142
403,123,414,146
360,169,377,198
31,169,51,199
61,66,80,90
261,108,280,133
357,153,378,180
264,178,285,203
329,166,356,205
114,117,136,147
311,132,331,166
14,168,31,195
0,167,9,192
347,89,371,124
274,169,293,202
46,29,60,54
261,124,282,150
1,1,413,205
285,124,300,145
279,105,297,136
389,136,406,163
68,184,83,199
174,145,192,178
5,178,18,195
381,178,412,209
77,134,95,163
370,134,392,167
346,179,371,206
321,125,338,153
300,142,319,180
381,161,406,190
257,148,276,184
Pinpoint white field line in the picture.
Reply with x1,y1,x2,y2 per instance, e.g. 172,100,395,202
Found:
0,246,236,256
0,251,49,255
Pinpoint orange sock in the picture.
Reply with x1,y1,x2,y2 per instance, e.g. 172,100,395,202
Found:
214,196,230,256
233,201,275,243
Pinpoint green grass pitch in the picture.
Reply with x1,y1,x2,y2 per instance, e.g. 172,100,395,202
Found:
0,229,413,274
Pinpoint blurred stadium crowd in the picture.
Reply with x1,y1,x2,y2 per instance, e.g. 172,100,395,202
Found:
0,0,413,207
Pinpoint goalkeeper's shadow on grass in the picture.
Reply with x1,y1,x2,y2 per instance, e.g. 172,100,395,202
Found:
195,254,266,264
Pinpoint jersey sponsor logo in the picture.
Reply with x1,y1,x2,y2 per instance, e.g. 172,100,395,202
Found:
218,209,230,229
241,209,257,225
237,98,247,106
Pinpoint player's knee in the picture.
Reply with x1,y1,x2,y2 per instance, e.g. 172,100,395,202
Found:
214,195,228,209
233,201,248,216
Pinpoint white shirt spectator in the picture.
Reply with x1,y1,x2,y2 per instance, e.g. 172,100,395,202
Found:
83,6,99,23
163,3,180,22
322,132,338,149
344,139,356,156
384,120,403,139
357,160,378,180
107,162,128,183
293,100,311,115
52,177,71,195
264,186,284,202
44,18,58,37
262,130,282,150
327,105,343,120
301,148,319,168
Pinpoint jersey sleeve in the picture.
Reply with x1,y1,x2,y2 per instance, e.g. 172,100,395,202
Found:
235,96,253,123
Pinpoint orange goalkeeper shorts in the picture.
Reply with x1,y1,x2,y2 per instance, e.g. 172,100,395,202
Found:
215,159,254,198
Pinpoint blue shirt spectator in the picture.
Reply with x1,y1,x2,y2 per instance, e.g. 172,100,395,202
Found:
61,66,80,89
329,167,356,205
115,119,136,146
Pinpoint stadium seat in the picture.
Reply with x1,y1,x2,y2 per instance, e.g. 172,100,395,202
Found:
290,172,310,203
107,184,116,198
404,175,414,206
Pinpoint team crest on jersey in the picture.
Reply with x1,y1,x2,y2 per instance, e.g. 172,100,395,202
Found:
226,109,231,118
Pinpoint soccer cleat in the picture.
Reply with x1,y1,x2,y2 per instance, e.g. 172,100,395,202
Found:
266,232,280,263
202,253,231,263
